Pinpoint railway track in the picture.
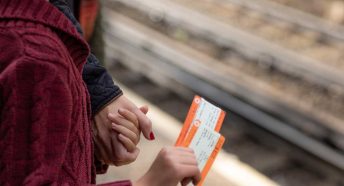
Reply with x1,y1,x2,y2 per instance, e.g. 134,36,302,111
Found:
101,1,344,185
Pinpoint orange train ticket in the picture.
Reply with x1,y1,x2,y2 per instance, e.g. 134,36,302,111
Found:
175,95,226,146
175,95,226,186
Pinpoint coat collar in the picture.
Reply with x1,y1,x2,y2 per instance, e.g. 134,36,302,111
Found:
0,0,90,70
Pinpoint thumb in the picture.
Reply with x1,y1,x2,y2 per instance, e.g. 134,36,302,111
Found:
139,105,149,114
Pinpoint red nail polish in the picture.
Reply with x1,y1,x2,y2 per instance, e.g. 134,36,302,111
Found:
149,132,155,140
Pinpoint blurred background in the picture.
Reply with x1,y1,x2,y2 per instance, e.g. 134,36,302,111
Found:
86,0,344,185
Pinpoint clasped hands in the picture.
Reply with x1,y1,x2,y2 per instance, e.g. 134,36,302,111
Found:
92,95,153,166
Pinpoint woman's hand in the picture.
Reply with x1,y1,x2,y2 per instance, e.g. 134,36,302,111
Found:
135,147,201,186
92,95,152,166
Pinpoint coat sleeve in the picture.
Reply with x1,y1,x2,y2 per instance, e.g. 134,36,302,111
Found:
82,53,123,116
0,60,74,185
50,0,123,116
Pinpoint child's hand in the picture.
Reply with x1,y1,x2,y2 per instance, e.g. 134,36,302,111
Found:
93,95,151,166
135,147,201,186
108,108,140,153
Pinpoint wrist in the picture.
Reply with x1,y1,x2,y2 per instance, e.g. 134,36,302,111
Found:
94,92,123,116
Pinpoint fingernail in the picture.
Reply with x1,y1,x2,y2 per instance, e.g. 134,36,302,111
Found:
149,131,155,140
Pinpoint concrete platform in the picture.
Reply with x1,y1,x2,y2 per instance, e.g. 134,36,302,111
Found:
96,83,279,186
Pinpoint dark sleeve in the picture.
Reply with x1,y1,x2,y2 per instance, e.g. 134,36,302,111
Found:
0,60,73,185
51,0,123,116
83,53,123,116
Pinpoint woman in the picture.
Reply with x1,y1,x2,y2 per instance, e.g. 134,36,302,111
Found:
0,0,200,185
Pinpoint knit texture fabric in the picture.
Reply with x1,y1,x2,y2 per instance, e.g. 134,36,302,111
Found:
0,0,130,185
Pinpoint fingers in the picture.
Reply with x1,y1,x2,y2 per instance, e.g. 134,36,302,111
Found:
173,147,201,185
111,115,139,134
174,147,195,153
109,131,140,166
169,147,198,164
134,107,153,140
178,155,198,166
110,110,140,145
117,133,137,152
112,123,139,146
105,95,153,141
118,108,139,128
108,111,138,129
140,147,200,186
179,164,201,185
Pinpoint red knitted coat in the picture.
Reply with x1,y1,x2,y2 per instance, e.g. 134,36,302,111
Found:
0,0,130,185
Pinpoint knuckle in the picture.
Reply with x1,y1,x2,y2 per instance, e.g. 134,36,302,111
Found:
135,128,141,136
132,154,138,161
165,155,177,170
134,118,139,127
188,148,195,153
126,157,135,163
134,137,140,145
160,147,171,157
193,159,199,166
